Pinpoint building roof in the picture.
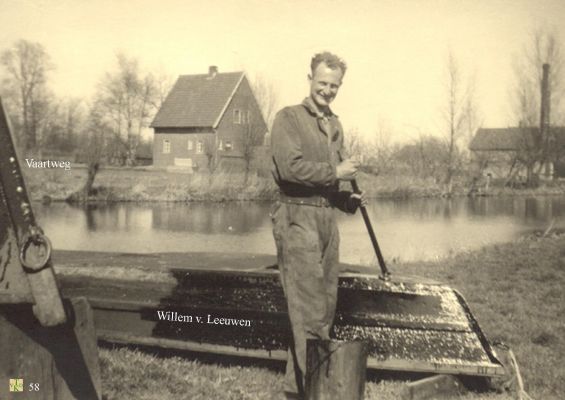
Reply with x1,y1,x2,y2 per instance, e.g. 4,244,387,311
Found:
469,127,565,151
151,71,245,129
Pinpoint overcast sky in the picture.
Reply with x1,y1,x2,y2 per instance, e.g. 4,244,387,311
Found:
1,0,564,142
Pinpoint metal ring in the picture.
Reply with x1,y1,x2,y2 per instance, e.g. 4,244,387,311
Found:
19,232,52,272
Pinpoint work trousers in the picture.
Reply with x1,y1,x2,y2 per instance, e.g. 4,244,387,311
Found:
271,201,340,396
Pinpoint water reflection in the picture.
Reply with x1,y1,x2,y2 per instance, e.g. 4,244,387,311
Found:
151,203,266,234
34,196,565,264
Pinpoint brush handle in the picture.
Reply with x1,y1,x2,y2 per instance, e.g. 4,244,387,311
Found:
350,179,391,280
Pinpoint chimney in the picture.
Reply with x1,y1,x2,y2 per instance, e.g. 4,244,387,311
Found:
208,65,218,79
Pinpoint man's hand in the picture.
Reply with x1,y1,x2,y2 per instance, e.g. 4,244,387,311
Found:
350,191,368,208
336,158,360,181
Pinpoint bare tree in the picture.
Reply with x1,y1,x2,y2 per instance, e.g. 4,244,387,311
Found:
204,135,218,175
62,98,84,150
94,53,158,166
39,97,85,156
462,71,482,151
0,39,54,152
395,135,446,182
66,105,110,202
342,123,397,175
510,27,564,184
241,114,265,183
441,51,472,195
367,120,398,175
343,127,364,160
249,74,279,131
512,27,564,125
150,72,174,110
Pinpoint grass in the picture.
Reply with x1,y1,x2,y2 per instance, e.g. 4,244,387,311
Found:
23,165,278,202
97,233,565,399
392,233,565,400
99,347,514,400
23,164,565,203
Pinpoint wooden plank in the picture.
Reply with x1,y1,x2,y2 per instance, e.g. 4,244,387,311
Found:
52,249,378,275
366,358,504,377
0,203,34,303
98,330,289,360
96,328,505,377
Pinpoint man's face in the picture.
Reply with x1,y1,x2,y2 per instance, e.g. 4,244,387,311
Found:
309,62,343,109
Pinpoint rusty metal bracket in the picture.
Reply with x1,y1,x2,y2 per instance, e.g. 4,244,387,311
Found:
19,228,52,272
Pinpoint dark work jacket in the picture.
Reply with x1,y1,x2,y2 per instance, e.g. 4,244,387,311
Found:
271,97,356,213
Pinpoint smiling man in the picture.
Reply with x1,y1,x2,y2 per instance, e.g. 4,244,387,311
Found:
270,52,365,398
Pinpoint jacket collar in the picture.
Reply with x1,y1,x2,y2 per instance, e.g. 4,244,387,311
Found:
301,97,337,119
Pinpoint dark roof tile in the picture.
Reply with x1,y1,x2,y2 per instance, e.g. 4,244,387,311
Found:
151,72,244,128
469,127,565,151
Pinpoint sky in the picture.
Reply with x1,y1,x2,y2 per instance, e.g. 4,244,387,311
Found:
1,0,564,143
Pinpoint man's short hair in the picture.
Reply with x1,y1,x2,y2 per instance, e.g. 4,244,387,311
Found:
310,52,347,76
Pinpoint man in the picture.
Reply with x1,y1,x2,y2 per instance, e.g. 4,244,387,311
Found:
270,52,365,398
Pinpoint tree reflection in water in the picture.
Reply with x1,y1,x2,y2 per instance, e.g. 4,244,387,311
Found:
33,196,565,262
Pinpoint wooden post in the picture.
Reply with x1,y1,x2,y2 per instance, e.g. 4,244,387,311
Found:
0,97,100,399
305,340,368,400
0,98,65,326
0,297,101,399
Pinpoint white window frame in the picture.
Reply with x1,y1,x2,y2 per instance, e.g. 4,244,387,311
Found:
163,139,171,154
196,140,204,154
218,139,224,151
187,139,193,151
224,140,232,151
233,109,241,124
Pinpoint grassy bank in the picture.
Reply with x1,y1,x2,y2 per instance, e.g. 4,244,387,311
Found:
394,232,565,399
98,234,564,399
24,166,278,202
23,164,565,202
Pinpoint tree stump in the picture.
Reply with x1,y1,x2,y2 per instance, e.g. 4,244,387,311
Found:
305,339,368,400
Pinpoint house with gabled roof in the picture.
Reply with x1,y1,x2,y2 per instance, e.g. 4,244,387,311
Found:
151,66,267,171
469,127,565,179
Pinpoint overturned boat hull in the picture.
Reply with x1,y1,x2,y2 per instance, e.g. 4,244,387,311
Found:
55,250,505,377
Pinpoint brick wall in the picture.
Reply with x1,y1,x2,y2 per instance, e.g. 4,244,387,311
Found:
153,132,215,170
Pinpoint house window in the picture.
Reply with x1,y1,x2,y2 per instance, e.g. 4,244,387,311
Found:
233,109,241,124
218,140,224,151
187,140,193,150
196,141,204,154
163,139,171,154
225,140,232,151
239,109,251,124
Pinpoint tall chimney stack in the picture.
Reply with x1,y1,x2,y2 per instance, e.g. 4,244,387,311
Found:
540,63,550,133
540,63,551,158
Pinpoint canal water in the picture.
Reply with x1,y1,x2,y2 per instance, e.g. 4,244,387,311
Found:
34,196,565,265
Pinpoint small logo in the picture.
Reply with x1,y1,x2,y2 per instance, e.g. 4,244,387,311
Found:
9,378,23,392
